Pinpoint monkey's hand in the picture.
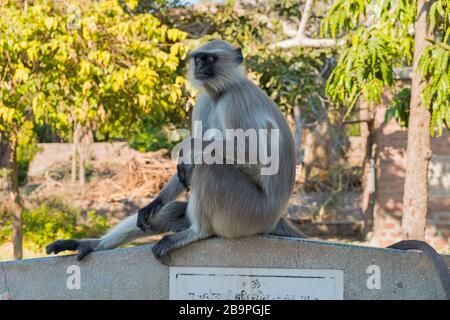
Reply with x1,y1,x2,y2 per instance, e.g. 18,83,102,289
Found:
46,239,95,261
177,162,194,191
137,197,163,232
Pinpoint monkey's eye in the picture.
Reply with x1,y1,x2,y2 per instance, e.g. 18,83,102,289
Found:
194,56,200,65
206,56,215,63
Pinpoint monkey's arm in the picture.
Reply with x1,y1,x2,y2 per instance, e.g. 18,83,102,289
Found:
137,173,186,232
179,137,255,163
177,137,261,187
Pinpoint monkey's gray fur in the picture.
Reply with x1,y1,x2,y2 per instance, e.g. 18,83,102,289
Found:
46,40,307,263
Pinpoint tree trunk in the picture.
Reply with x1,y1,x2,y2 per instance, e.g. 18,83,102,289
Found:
361,119,376,234
401,0,432,240
0,132,10,168
303,122,328,181
79,144,86,186
78,125,93,186
302,128,318,181
71,124,80,183
9,134,23,260
293,105,305,163
360,103,376,235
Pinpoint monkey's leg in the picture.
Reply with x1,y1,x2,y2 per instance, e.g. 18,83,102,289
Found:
46,201,189,261
145,201,191,234
269,217,308,238
137,174,187,231
152,228,210,264
192,164,285,238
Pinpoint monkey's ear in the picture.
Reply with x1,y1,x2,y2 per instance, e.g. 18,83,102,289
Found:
235,48,244,65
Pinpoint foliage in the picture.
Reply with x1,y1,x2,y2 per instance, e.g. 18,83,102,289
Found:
246,50,328,117
0,0,188,168
0,198,109,253
132,0,186,15
347,122,361,136
385,88,411,128
172,1,330,121
419,0,450,135
0,209,11,244
127,120,175,152
322,0,449,135
67,0,188,136
419,42,450,135
322,0,415,113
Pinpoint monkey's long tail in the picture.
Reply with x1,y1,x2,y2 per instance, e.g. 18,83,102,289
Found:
269,218,308,238
95,213,145,251
388,240,450,300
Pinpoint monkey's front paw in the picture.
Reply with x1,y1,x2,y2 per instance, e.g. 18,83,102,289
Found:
152,237,172,265
177,162,194,191
46,239,78,255
137,197,163,232
46,239,94,261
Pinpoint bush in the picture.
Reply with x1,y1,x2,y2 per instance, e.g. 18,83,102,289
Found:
127,125,175,152
0,198,109,254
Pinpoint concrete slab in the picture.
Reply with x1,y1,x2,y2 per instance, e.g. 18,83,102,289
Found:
0,245,167,299
0,236,448,300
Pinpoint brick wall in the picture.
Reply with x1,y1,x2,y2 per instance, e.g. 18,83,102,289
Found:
371,89,450,251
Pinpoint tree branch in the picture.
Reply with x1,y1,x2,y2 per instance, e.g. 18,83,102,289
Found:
271,37,345,49
270,0,345,49
296,0,313,38
343,119,372,125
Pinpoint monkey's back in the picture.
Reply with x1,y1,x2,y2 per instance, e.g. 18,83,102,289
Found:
189,78,297,238
218,79,296,200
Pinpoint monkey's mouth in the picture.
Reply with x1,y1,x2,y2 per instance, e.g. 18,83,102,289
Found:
195,72,214,80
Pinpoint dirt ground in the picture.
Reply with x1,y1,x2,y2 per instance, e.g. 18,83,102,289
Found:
25,148,178,220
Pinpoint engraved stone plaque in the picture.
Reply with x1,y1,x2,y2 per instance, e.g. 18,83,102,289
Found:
170,267,344,300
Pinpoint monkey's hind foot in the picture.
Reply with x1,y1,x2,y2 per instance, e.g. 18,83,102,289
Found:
152,236,174,265
152,229,209,265
46,239,95,261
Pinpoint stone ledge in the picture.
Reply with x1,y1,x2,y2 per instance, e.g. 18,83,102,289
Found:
0,236,448,300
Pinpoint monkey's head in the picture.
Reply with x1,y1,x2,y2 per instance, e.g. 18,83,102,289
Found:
188,40,244,96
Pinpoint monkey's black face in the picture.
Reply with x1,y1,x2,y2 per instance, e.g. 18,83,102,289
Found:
192,53,218,80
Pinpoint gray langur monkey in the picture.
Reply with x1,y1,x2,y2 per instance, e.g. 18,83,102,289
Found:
46,39,307,263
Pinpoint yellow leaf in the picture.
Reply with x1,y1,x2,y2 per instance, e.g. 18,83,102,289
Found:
27,47,37,62
82,81,92,95
125,0,138,10
170,91,177,103
13,67,30,83
44,17,56,30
